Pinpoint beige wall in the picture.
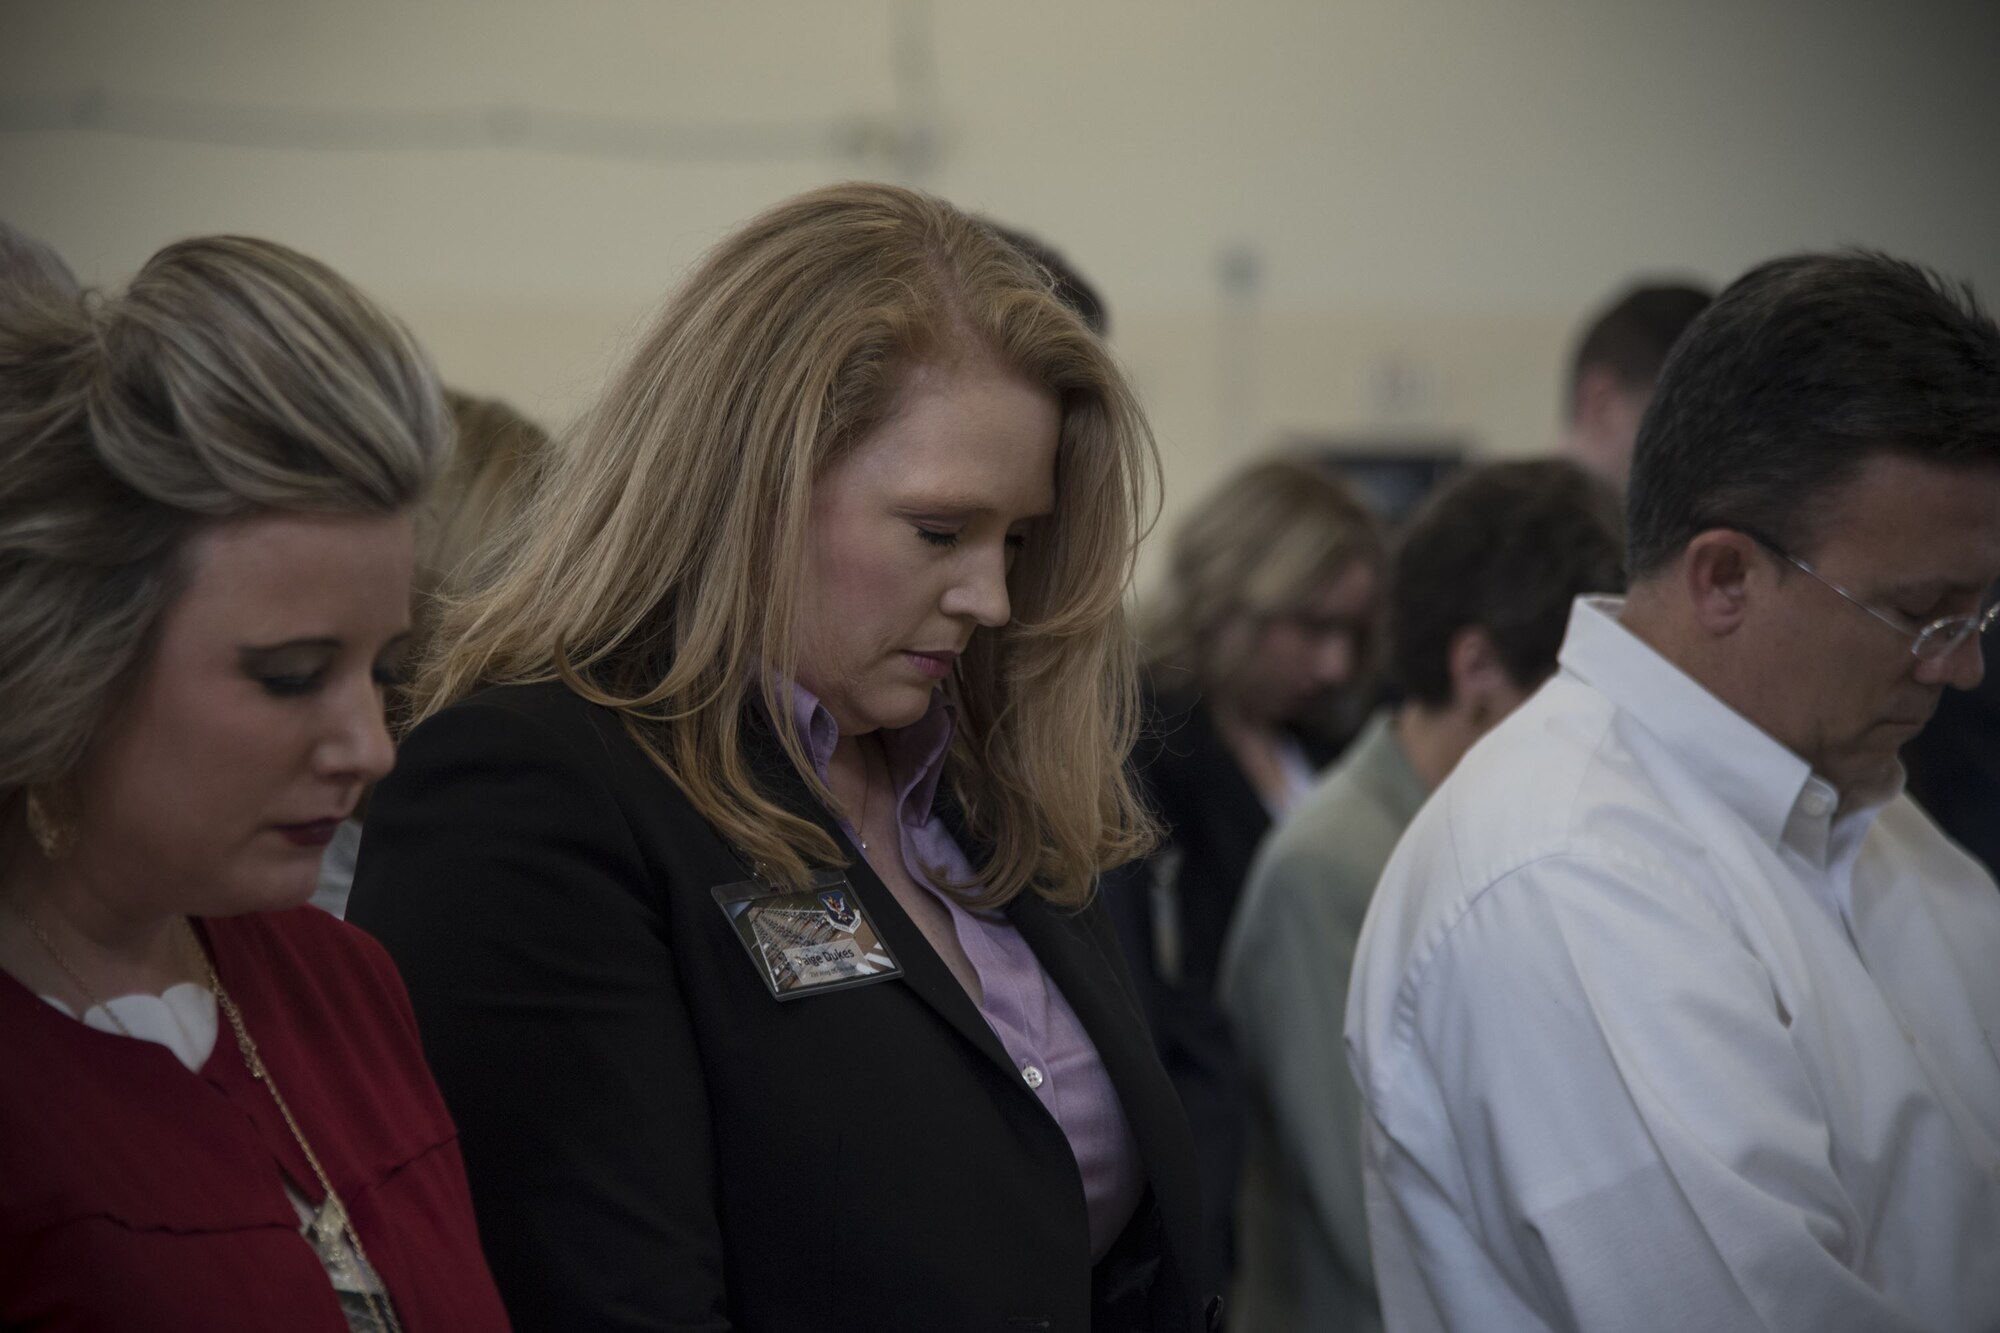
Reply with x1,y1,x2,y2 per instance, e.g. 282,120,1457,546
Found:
6,0,1996,585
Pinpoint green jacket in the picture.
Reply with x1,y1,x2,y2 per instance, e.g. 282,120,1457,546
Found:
1219,710,1429,1333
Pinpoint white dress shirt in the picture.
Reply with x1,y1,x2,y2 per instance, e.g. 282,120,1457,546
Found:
1346,596,2000,1333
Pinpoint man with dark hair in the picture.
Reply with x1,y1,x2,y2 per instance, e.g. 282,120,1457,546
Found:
1348,251,2000,1331
1560,281,1712,490
1219,461,1623,1333
982,219,1110,338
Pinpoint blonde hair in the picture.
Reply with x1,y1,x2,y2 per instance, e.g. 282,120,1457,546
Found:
0,235,448,804
421,390,549,604
1143,456,1383,694
414,182,1160,908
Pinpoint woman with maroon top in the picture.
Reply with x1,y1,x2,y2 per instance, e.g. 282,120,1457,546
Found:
0,230,509,1332
349,183,1217,1332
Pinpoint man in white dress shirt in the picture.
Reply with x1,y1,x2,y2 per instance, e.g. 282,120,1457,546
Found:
1346,251,2000,1333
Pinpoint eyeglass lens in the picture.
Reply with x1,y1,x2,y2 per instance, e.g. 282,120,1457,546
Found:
1915,606,2000,661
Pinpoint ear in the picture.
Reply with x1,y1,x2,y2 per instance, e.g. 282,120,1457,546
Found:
1445,625,1514,727
1680,529,1760,637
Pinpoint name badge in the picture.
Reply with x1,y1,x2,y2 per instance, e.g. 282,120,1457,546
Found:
711,867,902,1001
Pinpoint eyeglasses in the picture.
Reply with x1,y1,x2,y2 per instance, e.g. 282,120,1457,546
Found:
1735,527,2000,663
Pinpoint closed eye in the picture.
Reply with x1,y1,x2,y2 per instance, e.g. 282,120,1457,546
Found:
915,527,960,549
372,635,412,688
243,639,338,698
257,671,325,698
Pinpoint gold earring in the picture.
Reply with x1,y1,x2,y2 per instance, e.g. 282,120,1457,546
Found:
24,787,79,861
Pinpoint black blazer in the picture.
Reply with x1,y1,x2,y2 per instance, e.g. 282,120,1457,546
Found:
348,680,1215,1333
1102,681,1346,1300
1904,667,2000,881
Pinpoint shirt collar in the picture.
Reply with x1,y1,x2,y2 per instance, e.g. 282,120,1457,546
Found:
776,678,958,827
1558,595,1821,855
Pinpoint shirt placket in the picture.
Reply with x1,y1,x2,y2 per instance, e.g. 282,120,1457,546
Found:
951,905,1055,1100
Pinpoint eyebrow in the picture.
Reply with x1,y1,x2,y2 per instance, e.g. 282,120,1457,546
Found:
242,631,413,656
239,637,342,657
894,495,1056,521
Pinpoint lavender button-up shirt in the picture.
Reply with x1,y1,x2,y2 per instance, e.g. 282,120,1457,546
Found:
787,682,1147,1262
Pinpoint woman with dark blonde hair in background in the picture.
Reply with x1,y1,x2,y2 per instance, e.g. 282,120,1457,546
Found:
1106,456,1385,1303
349,182,1216,1332
0,220,82,304
311,388,550,918
0,235,510,1329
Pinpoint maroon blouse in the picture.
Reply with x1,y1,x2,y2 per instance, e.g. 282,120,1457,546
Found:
0,906,511,1331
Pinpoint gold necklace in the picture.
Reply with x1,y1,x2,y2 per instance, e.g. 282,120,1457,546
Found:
7,897,137,1037
185,919,403,1333
5,898,400,1333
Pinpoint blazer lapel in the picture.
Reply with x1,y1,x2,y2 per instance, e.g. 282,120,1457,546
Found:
843,848,1020,1078
740,718,1020,1080
741,713,1201,1309
932,787,1194,1188
1007,890,1203,1260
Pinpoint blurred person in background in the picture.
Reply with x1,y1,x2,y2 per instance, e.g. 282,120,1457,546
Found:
1560,281,1712,491
418,390,550,613
0,221,81,305
310,389,550,918
1348,251,2000,1332
348,182,1217,1332
1903,665,2000,880
1107,456,1384,1306
1220,459,1624,1333
0,235,508,1330
984,219,1111,339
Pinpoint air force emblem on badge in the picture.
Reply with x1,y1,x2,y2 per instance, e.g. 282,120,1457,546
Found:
818,887,861,932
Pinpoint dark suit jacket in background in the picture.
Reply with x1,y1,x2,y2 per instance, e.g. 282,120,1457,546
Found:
348,680,1214,1333
1905,668,2000,882
1103,681,1344,1307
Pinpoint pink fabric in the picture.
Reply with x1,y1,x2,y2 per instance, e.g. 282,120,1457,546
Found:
786,683,1146,1262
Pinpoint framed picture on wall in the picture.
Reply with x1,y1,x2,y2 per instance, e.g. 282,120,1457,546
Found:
1290,438,1468,527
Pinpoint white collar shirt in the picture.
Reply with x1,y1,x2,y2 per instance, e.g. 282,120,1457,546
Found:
1345,595,2000,1333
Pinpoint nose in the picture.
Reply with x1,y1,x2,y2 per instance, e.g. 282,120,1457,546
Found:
1915,630,1986,692
315,673,399,787
939,545,1013,630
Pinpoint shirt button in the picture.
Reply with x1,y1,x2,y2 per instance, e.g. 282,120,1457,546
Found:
1799,789,1832,818
1021,1065,1045,1090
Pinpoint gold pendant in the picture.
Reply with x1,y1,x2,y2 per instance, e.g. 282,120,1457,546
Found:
313,1192,350,1245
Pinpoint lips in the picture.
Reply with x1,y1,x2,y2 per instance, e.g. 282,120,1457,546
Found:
902,649,959,680
275,818,344,848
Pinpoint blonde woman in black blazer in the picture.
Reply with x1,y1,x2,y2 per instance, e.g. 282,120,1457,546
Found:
350,183,1217,1333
